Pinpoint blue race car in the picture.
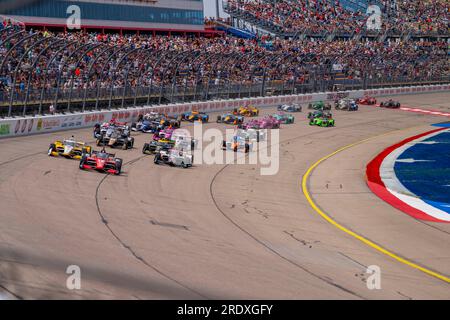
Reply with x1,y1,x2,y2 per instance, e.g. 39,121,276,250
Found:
180,111,209,123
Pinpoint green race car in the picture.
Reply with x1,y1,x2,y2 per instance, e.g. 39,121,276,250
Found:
308,110,331,120
309,117,335,127
308,100,332,111
272,113,295,124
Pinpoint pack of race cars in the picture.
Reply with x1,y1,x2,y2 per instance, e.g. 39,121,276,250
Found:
47,97,398,174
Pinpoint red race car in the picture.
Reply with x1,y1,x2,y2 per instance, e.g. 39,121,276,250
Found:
79,148,123,175
357,96,377,105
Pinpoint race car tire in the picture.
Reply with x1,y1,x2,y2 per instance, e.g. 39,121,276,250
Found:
79,156,86,170
122,143,128,150
114,160,122,175
143,143,149,154
154,154,160,164
182,162,189,169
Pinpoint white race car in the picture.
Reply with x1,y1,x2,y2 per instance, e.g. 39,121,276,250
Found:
277,103,302,112
154,149,193,168
235,128,266,143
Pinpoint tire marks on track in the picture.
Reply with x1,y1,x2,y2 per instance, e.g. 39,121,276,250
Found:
94,154,208,299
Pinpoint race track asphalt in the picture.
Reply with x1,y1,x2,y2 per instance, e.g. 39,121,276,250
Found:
0,92,449,299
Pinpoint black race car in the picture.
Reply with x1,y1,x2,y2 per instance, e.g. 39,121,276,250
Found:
96,125,134,150
380,99,401,108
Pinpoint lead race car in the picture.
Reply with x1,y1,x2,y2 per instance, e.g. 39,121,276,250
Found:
48,137,92,159
79,148,123,175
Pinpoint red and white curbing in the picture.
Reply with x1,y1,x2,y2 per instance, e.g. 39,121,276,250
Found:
366,128,450,223
400,107,450,117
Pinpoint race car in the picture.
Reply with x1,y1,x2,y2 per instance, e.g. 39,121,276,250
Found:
235,128,266,143
48,137,92,159
233,106,259,117
96,125,134,150
180,111,209,123
380,99,401,108
277,104,302,112
155,127,175,141
154,149,193,168
94,119,128,138
216,113,244,125
172,131,198,151
142,139,174,154
335,99,359,111
131,119,162,133
308,110,332,120
272,113,295,124
79,148,123,175
308,101,332,111
309,116,335,127
160,116,181,129
357,96,377,105
240,116,281,130
222,135,252,153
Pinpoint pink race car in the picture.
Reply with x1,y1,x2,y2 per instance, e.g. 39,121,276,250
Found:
153,128,175,141
240,116,281,130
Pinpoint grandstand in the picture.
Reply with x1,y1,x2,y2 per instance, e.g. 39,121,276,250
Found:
223,0,449,38
0,0,448,117
2,0,210,35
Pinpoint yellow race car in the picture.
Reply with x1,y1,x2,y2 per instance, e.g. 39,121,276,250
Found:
233,106,259,117
48,137,92,159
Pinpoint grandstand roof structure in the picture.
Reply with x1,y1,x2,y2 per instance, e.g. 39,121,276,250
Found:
1,0,218,35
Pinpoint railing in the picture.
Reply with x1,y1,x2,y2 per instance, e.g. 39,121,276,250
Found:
1,76,449,117
0,26,448,117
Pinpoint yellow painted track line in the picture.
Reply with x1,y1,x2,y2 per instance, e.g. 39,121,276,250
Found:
301,133,450,284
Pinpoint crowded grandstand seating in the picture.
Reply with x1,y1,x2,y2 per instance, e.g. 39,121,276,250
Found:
224,0,449,36
0,9,449,115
